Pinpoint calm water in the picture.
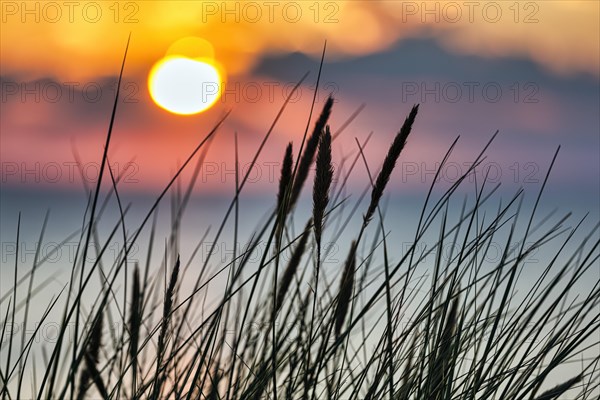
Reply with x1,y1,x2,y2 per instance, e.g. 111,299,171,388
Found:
1,182,598,397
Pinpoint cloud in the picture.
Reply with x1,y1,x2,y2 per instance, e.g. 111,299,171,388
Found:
2,69,595,195
1,1,598,81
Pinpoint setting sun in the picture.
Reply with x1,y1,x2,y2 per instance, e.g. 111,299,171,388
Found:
148,56,222,115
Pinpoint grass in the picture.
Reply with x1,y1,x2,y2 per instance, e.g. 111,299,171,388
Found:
1,44,599,400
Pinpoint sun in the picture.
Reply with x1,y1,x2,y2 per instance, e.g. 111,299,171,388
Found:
148,56,223,115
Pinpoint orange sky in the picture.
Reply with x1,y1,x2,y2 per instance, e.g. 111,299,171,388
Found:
2,1,598,80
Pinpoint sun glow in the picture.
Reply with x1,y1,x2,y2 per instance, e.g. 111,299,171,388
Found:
148,56,222,115
148,38,224,115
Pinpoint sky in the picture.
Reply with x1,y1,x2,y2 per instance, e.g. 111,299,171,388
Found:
1,1,598,209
